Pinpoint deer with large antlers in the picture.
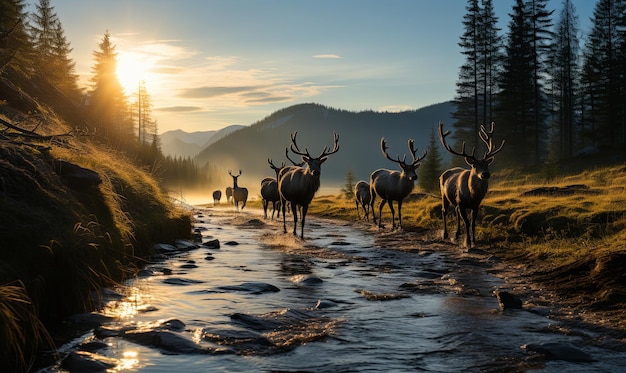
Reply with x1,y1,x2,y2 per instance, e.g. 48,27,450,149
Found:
438,121,505,249
279,131,339,239
228,169,248,211
370,138,427,230
261,148,304,220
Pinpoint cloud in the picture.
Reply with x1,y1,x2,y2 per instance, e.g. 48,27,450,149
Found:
379,105,414,113
179,86,263,99
313,54,343,59
156,106,204,112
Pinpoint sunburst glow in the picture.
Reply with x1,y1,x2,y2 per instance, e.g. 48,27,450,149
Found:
116,51,150,94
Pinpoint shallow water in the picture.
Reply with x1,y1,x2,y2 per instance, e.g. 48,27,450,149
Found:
39,206,625,372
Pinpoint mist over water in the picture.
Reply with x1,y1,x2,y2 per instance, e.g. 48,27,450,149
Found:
39,206,625,372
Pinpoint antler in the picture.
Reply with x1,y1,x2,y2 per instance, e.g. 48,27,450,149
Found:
289,131,340,159
438,121,478,160
268,158,285,171
479,122,505,159
407,139,427,165
285,147,304,166
318,132,340,158
381,138,426,166
228,169,242,176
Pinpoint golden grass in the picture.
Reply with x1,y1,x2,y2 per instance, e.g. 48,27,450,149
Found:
296,163,626,268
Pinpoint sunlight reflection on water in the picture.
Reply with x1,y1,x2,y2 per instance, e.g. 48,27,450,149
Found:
39,206,626,373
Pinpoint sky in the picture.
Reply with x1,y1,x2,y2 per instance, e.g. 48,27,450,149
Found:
32,0,596,134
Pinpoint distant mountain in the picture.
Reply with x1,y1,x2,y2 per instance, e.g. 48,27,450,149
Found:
195,102,455,191
160,125,245,158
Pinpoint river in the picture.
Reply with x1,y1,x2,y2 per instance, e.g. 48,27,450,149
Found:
37,206,625,372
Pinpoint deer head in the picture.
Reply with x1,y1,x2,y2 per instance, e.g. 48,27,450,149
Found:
289,131,340,176
438,121,505,180
380,137,427,181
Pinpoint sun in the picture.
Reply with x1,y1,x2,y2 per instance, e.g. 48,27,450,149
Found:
116,51,148,94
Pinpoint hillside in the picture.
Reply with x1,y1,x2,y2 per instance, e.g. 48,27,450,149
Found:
195,102,454,190
160,125,245,158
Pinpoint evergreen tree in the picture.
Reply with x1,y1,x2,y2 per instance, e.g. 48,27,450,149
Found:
341,169,355,199
527,0,554,164
418,126,444,193
547,0,581,160
496,0,535,166
29,0,79,100
0,0,32,75
454,0,503,153
580,0,626,149
88,31,132,145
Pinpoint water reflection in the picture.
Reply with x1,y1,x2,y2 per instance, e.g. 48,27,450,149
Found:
39,207,625,372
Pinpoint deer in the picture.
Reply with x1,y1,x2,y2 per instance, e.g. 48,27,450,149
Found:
279,131,339,239
262,148,305,220
212,190,222,206
228,170,248,211
225,186,233,203
354,180,371,221
370,137,427,230
261,159,284,219
438,121,505,249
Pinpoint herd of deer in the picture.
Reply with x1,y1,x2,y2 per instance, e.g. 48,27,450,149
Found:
211,121,505,249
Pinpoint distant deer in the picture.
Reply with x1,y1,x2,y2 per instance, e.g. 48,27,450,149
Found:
279,132,339,239
354,180,371,221
370,138,427,230
228,170,248,211
212,190,222,205
261,159,284,219
438,121,505,249
225,187,233,203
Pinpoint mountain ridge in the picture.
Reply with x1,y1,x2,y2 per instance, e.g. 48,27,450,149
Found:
193,102,455,191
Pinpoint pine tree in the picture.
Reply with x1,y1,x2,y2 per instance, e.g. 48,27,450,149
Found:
454,0,503,153
418,126,444,193
29,0,79,100
0,0,32,75
496,0,535,166
547,0,581,160
88,31,132,145
580,0,626,149
340,169,355,199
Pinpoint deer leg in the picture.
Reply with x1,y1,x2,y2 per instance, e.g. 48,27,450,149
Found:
355,200,360,219
441,198,450,240
300,205,308,239
470,208,477,246
263,200,268,219
282,199,287,233
378,199,387,228
291,202,299,236
370,195,377,224
454,206,462,241
458,207,471,248
396,200,403,230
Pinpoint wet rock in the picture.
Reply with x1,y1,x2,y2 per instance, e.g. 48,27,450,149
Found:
495,290,523,310
522,342,596,362
162,277,205,286
356,289,410,301
315,299,338,309
217,282,280,294
203,239,220,249
224,241,239,246
204,255,215,261
77,341,109,353
66,312,114,329
330,241,350,246
175,239,199,251
153,243,178,254
291,274,323,285
61,351,116,372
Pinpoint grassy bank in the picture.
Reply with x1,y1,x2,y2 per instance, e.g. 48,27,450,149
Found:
0,123,192,370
